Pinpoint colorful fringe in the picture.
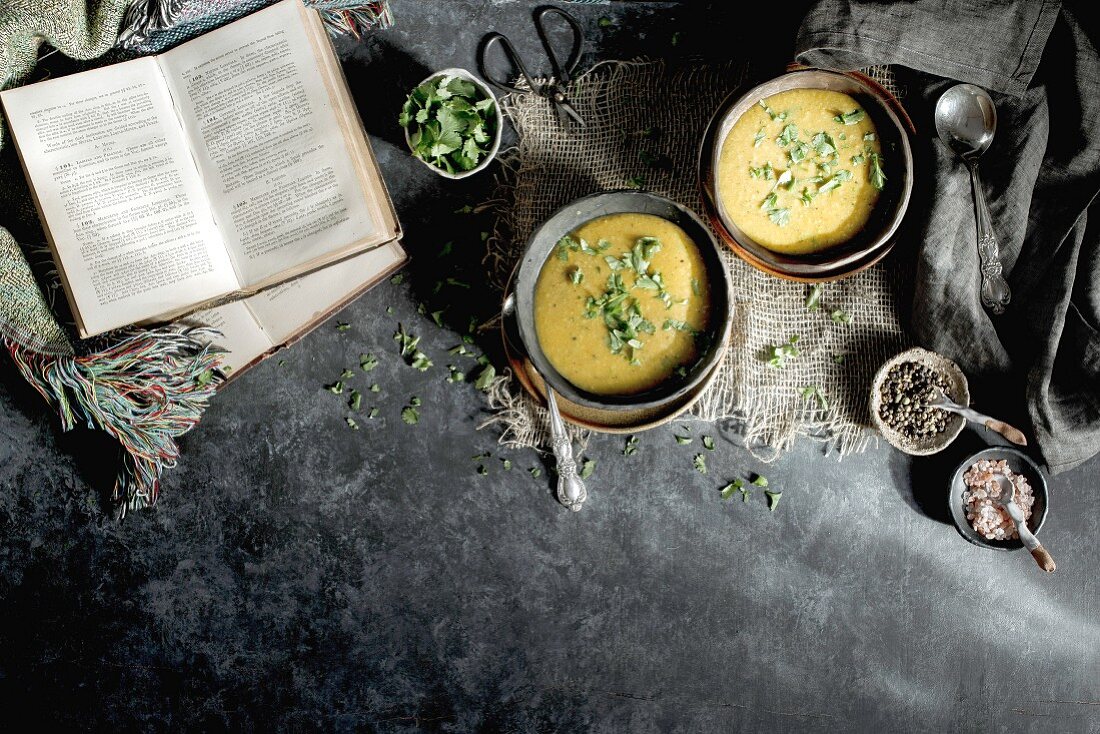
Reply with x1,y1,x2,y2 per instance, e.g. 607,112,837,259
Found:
313,0,393,39
4,327,225,518
117,0,394,52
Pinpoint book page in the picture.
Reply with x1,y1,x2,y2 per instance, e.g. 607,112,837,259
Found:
244,242,406,345
158,0,380,287
187,300,273,374
0,57,239,337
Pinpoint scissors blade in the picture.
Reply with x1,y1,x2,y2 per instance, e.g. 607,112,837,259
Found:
545,87,585,127
557,99,586,127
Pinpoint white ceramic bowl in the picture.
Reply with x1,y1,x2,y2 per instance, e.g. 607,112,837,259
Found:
403,67,502,180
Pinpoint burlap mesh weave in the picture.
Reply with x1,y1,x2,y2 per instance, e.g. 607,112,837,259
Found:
483,61,914,459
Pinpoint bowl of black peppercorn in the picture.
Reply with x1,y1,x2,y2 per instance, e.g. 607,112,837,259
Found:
870,347,970,455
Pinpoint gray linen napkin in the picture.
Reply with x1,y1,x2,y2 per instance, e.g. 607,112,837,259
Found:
795,0,1099,473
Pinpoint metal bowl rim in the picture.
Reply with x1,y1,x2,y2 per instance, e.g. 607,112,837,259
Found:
947,446,1050,551
511,190,733,412
699,68,914,280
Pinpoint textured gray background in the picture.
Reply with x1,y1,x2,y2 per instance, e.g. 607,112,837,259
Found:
1,1,1098,731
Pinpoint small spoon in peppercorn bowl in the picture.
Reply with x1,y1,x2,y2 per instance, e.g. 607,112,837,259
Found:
926,387,1028,446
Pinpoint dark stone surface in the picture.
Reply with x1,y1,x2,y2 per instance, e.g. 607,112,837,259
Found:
1,1,1098,731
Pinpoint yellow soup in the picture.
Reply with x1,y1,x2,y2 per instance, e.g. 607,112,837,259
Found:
717,88,885,255
533,213,711,396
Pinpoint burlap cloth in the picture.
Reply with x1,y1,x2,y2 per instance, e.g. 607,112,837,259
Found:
482,61,913,460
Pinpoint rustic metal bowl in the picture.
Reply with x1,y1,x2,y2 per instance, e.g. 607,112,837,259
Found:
699,68,914,281
510,191,732,413
948,447,1049,551
870,347,969,456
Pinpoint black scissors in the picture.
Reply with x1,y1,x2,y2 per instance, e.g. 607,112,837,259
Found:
477,7,586,127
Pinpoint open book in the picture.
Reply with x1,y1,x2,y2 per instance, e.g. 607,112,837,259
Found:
0,0,401,338
189,240,406,378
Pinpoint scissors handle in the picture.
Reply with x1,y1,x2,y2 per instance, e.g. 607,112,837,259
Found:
534,6,583,84
478,32,539,94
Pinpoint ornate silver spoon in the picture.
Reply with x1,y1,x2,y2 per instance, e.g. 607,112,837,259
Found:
501,294,587,511
934,84,1012,315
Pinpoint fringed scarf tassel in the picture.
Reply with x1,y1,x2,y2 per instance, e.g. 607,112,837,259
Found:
313,0,394,39
4,328,225,518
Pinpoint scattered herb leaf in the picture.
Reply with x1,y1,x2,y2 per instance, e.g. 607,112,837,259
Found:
799,385,830,411
720,479,747,500
474,364,496,391
765,489,782,511
693,453,707,474
805,283,823,311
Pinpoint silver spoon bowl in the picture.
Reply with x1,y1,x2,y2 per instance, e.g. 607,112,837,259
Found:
934,84,1012,315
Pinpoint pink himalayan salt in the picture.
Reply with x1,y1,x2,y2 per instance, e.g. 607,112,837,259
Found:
962,458,1035,541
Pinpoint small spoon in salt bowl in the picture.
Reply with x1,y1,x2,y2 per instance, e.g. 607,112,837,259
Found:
995,475,1056,572
934,84,1012,315
927,386,1027,446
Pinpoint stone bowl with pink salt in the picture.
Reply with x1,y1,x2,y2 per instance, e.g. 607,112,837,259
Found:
948,447,1049,550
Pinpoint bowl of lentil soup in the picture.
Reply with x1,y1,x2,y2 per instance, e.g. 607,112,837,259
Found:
510,190,732,413
699,68,914,281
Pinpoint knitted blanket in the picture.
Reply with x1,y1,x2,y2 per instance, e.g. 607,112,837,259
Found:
0,0,389,515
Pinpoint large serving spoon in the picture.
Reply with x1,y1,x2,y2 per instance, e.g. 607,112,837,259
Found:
927,386,1027,446
934,83,1012,315
994,475,1056,573
501,294,587,512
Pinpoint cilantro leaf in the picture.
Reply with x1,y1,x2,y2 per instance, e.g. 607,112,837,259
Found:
767,207,791,226
474,364,496,391
833,109,866,125
830,308,852,324
868,151,887,190
805,283,822,311
693,454,707,474
720,479,744,500
765,489,782,511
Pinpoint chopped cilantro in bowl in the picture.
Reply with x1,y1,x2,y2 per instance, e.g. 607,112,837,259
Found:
399,68,501,179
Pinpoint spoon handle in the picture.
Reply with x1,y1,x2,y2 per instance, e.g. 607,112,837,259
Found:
544,382,587,512
1017,520,1057,573
945,404,1028,446
968,162,1012,315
